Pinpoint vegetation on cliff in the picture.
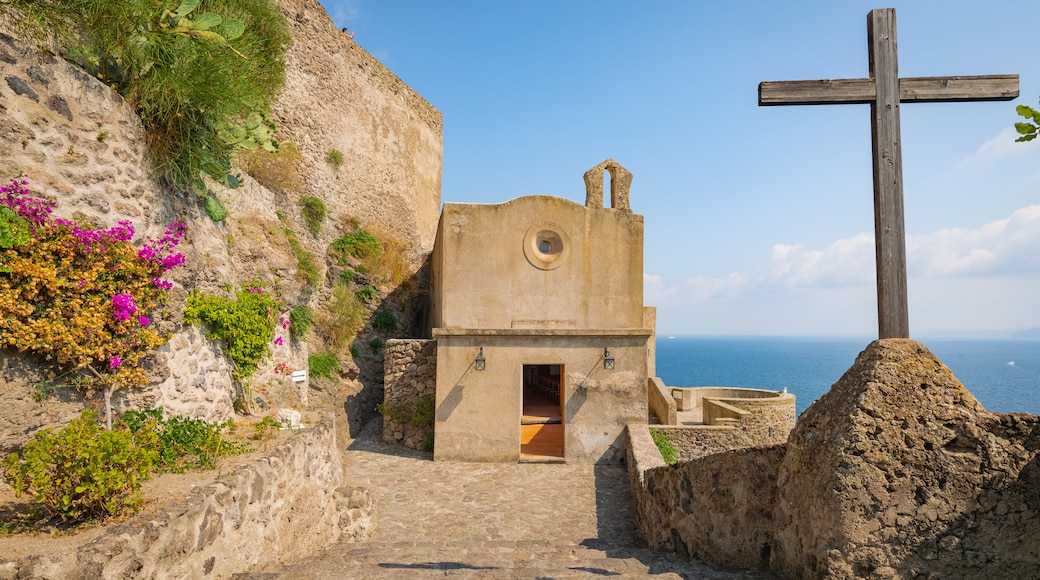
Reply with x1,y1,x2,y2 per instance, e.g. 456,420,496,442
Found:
3,0,290,197
0,178,184,405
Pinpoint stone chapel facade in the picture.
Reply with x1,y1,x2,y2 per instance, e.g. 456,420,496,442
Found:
426,159,656,463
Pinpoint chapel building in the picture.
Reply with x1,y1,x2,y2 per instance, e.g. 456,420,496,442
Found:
427,159,657,463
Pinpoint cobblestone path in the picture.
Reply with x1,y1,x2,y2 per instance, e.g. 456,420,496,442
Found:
250,420,775,579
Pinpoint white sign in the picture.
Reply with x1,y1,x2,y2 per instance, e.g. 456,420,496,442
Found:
291,370,307,383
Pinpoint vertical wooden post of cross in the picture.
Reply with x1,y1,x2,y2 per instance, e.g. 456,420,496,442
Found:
867,9,908,338
759,8,1018,339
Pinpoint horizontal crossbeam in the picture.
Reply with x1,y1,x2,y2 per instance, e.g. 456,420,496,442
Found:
758,74,1019,106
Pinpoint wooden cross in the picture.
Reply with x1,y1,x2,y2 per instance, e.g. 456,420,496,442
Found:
759,8,1018,339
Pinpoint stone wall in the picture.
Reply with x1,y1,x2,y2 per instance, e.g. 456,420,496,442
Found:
0,416,373,579
660,425,760,462
629,425,786,570
702,394,795,447
273,0,442,255
629,340,1040,578
382,339,436,449
0,0,443,445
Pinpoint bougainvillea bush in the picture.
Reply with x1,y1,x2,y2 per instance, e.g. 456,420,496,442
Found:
0,178,184,391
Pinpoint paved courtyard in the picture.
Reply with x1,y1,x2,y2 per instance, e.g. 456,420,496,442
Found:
250,419,775,579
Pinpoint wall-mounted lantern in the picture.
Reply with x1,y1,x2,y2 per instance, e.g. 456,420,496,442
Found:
603,347,615,370
475,347,486,371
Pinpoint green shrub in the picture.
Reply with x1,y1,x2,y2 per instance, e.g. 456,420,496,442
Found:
183,286,277,379
2,410,158,521
373,309,397,331
0,179,184,393
251,415,281,441
8,0,291,196
288,305,312,341
650,427,678,465
118,408,248,473
420,432,434,453
330,228,382,261
308,351,340,379
298,196,327,235
315,281,365,354
368,337,384,351
340,268,356,284
356,284,377,304
283,227,320,288
325,148,345,169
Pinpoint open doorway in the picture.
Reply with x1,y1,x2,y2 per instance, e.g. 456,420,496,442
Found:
521,364,564,459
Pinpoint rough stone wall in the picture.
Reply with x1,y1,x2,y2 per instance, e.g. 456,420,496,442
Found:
0,416,373,579
381,339,436,449
773,339,1040,579
0,0,442,444
629,340,1040,578
704,396,795,447
660,425,758,462
273,0,442,254
0,351,93,455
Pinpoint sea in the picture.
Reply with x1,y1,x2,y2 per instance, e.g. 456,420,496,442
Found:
655,336,1040,417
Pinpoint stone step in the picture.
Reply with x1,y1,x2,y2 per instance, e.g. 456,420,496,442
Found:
247,539,768,579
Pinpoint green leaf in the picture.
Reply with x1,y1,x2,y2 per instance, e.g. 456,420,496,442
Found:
188,29,228,44
1014,122,1038,136
223,19,245,41
192,13,222,31
174,0,200,18
1015,134,1037,142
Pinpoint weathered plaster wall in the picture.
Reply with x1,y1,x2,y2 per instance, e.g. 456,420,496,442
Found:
382,338,436,449
0,416,372,579
430,195,645,331
433,332,649,463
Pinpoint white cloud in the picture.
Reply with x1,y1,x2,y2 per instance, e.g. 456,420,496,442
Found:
764,233,874,287
646,204,1040,312
910,205,1040,276
322,0,361,24
963,126,1040,165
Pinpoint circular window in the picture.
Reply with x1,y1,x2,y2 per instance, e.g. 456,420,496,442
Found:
524,224,569,270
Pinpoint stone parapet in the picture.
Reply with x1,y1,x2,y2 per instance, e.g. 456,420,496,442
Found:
382,339,436,449
629,340,1040,577
0,416,372,579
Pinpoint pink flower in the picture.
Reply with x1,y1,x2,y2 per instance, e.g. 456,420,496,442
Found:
109,355,123,369
112,293,137,321
138,315,150,326
274,336,284,346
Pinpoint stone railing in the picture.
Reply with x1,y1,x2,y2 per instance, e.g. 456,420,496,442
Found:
627,422,786,569
0,416,372,579
382,339,436,450
647,377,676,425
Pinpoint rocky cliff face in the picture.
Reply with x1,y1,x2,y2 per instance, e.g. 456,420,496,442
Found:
0,0,442,451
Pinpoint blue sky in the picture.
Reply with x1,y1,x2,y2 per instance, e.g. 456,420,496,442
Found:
319,1,1038,337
